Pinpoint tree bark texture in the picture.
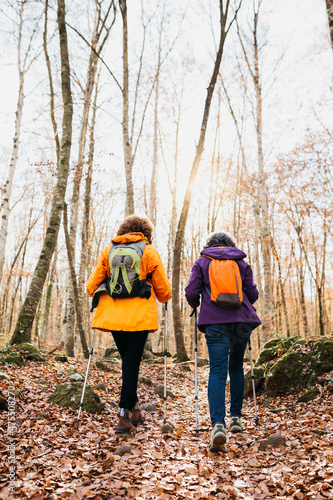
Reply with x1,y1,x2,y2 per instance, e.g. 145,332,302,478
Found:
326,0,333,48
78,81,99,330
11,0,73,345
172,0,230,361
149,29,162,227
65,2,114,353
40,249,58,344
63,204,89,358
120,0,135,216
272,242,290,337
0,2,25,287
253,10,273,347
43,0,60,165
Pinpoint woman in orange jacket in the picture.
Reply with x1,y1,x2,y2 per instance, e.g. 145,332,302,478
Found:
86,215,171,433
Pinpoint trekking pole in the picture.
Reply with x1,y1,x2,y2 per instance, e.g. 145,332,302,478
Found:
163,302,168,422
248,337,259,423
189,308,199,435
194,308,199,436
76,329,96,430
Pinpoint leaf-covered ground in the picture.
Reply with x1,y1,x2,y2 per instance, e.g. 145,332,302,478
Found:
1,356,333,499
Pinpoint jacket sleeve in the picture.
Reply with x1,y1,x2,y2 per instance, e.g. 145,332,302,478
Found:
86,247,110,297
185,260,203,309
242,263,259,304
146,247,171,303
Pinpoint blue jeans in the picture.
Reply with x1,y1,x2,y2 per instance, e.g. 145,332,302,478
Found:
204,323,250,428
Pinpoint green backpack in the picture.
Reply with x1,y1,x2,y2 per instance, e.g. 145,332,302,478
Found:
91,241,152,310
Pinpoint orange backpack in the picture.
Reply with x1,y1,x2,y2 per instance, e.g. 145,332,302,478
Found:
204,255,243,310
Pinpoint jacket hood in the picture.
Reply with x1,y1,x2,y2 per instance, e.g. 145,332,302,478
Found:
201,245,246,261
112,232,149,244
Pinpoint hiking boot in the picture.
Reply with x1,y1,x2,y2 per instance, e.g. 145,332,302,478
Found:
131,403,144,427
115,408,135,434
229,416,243,433
209,423,227,452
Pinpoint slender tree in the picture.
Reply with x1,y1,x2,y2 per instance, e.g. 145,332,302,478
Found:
64,0,116,356
172,0,242,361
119,0,134,216
11,0,73,344
0,3,40,286
325,0,333,48
237,0,273,345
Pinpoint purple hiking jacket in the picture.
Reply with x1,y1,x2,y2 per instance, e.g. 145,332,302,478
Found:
185,245,261,332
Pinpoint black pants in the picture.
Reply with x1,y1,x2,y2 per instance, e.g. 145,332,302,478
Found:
111,330,148,410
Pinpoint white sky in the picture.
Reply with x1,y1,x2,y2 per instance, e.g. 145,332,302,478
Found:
0,0,332,267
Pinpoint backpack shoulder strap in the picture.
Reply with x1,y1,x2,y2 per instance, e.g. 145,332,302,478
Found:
126,240,149,258
108,241,149,274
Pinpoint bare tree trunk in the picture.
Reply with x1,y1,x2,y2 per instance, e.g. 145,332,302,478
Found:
11,0,73,345
149,71,159,226
0,206,39,334
325,0,333,48
63,204,89,358
0,4,25,286
7,237,28,336
298,249,309,336
172,0,239,361
253,8,272,346
272,242,290,337
166,88,183,275
43,0,60,165
220,78,265,334
65,3,115,353
78,77,99,329
40,249,58,344
149,28,162,226
120,0,134,216
237,4,272,346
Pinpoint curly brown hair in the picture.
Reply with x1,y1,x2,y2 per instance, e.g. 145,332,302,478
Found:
117,215,154,244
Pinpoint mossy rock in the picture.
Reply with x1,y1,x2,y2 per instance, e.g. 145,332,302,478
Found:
154,384,175,398
55,354,68,363
94,383,107,392
262,339,282,350
265,337,333,397
0,395,8,411
278,336,303,351
256,347,278,366
142,350,155,360
297,388,320,403
256,336,303,367
139,376,152,386
95,359,117,373
104,347,118,358
48,382,104,413
313,338,333,372
265,350,313,396
197,357,209,367
152,351,172,358
4,353,24,367
244,366,265,397
15,343,45,362
15,342,38,354
307,372,317,387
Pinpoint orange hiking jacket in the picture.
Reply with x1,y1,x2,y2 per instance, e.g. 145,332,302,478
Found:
86,233,171,332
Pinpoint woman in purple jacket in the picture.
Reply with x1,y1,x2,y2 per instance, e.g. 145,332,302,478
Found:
185,232,261,452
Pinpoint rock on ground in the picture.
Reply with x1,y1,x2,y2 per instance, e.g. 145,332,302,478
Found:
154,385,175,398
48,378,104,413
245,336,333,398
